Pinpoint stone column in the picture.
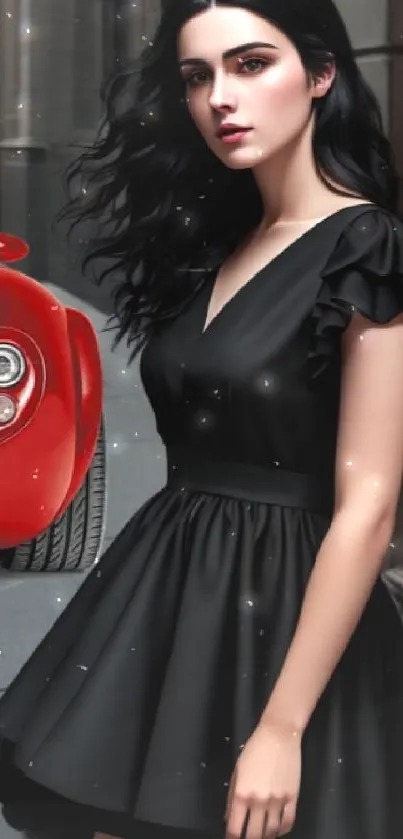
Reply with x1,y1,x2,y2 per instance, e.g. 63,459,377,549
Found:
0,0,109,302
0,0,54,278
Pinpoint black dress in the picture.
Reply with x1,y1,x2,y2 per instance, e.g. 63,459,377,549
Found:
1,204,403,839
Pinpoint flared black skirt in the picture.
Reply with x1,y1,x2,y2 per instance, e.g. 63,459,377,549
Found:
1,479,403,838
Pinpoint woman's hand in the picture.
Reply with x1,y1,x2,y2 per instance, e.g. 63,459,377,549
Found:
225,718,302,839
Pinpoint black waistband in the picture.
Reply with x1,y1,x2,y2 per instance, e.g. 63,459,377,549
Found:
166,447,333,516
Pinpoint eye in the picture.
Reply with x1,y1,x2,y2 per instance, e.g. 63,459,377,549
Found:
238,57,269,74
183,70,210,88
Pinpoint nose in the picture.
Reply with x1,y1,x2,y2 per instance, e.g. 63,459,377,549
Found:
209,72,237,112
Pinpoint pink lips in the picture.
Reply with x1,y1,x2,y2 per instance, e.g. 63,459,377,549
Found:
216,124,252,144
220,129,251,144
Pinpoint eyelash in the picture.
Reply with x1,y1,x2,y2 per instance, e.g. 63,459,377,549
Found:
184,57,270,88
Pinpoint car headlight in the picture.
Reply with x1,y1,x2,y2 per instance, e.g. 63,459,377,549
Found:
0,344,26,387
0,395,16,424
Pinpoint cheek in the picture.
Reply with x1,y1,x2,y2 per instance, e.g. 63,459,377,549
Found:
187,96,210,136
258,65,310,116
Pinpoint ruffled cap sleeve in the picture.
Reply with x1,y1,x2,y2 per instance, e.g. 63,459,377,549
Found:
310,209,403,372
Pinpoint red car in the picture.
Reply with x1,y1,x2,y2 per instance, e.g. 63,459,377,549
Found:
0,234,106,572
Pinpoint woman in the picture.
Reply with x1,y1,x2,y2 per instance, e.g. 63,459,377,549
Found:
1,0,403,837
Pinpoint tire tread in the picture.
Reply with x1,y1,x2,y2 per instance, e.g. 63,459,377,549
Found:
1,419,106,573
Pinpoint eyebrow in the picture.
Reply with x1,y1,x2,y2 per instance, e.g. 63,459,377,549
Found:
178,41,278,68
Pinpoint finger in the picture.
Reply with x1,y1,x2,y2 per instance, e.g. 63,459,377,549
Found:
277,801,297,836
226,798,248,839
263,801,283,839
244,803,266,839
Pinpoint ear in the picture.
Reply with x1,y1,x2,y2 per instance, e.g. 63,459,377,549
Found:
311,62,336,100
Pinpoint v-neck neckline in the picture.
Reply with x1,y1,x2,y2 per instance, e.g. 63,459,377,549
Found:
200,202,375,337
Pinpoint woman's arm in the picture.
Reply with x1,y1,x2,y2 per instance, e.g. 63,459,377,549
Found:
261,311,403,735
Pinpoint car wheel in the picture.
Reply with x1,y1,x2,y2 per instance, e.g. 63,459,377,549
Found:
0,419,106,572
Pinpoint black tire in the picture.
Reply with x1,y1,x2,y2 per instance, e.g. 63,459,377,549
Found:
0,418,106,572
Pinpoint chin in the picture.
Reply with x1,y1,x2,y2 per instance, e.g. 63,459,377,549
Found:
210,139,272,170
217,150,267,171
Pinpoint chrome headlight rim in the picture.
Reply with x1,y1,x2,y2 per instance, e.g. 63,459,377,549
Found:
0,343,26,388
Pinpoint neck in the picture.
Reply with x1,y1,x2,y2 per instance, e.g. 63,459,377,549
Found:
251,118,343,227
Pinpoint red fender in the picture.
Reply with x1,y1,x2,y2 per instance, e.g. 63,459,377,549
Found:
0,235,103,548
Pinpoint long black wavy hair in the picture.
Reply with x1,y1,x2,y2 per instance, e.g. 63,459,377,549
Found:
60,0,400,358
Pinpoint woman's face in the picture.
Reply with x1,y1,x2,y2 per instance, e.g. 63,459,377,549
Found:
177,6,333,170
